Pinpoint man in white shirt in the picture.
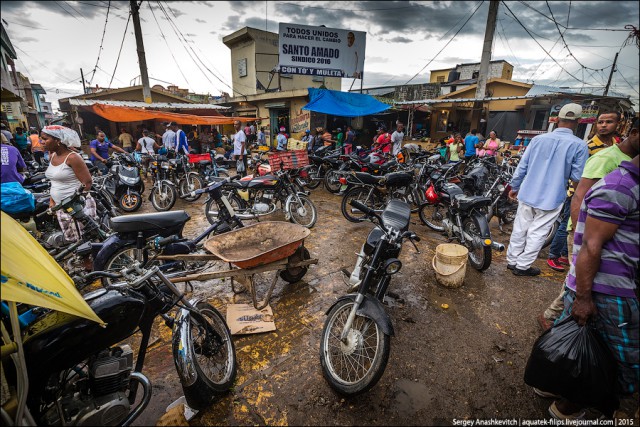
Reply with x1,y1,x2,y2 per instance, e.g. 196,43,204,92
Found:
162,124,176,151
233,120,247,176
391,122,405,156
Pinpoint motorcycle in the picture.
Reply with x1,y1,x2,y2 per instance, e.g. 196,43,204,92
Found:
339,170,416,222
100,153,144,212
419,164,505,271
319,199,420,395
211,170,318,228
1,257,237,425
93,178,245,283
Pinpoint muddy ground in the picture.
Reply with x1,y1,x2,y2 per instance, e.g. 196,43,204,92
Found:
126,181,637,426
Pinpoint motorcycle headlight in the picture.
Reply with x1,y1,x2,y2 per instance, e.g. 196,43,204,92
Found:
497,184,505,193
120,175,139,185
384,258,402,275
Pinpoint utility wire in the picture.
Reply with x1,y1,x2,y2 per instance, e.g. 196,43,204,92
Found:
89,1,111,85
501,1,594,86
616,69,640,96
496,18,522,69
2,20,48,30
158,1,245,96
14,46,81,83
516,1,631,32
108,9,132,88
402,0,484,86
64,1,87,19
277,2,422,12
146,1,191,87
53,1,82,22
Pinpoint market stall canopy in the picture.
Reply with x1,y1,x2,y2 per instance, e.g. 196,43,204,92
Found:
84,103,264,124
302,88,390,118
1,211,104,325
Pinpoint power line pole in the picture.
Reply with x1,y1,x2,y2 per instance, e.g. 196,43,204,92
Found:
603,52,619,97
473,0,499,135
130,0,152,104
476,0,499,100
80,68,87,94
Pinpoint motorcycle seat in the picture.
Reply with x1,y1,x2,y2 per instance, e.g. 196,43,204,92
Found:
198,160,212,166
355,172,385,186
381,199,411,232
453,194,492,210
110,210,190,233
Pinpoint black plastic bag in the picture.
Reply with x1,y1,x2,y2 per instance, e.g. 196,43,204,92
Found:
524,316,619,415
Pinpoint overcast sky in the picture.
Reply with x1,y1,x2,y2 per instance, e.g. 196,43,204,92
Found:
2,0,638,112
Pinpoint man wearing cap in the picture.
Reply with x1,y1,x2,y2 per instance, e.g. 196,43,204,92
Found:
506,103,588,276
276,127,288,151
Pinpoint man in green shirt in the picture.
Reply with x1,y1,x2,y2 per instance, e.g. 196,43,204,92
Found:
540,118,639,329
336,128,344,149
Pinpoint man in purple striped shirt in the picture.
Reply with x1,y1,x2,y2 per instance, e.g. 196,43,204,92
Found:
547,153,639,420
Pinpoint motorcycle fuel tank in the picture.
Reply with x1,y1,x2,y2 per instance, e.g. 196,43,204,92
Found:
23,289,146,378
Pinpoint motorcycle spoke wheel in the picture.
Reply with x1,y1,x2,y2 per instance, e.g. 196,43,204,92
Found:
320,300,390,396
151,183,177,211
305,166,322,189
181,302,237,410
180,174,204,202
205,193,244,225
288,196,317,228
324,170,342,194
418,203,445,231
463,217,492,271
102,246,164,285
341,187,377,223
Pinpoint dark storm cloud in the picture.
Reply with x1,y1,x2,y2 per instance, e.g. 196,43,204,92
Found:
387,36,412,44
195,18,206,23
1,0,129,20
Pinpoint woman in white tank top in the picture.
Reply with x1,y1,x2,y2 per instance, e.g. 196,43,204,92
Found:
41,126,96,241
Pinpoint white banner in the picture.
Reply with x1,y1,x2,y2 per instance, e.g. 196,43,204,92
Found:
278,23,366,79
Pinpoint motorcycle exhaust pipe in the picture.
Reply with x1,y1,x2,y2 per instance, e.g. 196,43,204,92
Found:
490,241,505,252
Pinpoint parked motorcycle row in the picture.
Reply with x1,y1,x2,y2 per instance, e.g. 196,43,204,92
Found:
3,141,531,425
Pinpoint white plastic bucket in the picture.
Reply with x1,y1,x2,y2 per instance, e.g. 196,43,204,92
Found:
432,243,468,288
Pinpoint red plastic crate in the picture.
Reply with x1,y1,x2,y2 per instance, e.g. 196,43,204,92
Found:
268,150,309,172
188,153,211,164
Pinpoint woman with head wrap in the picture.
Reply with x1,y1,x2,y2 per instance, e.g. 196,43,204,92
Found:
42,126,97,242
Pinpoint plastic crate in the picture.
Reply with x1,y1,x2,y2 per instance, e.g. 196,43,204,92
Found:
268,149,309,172
188,153,211,164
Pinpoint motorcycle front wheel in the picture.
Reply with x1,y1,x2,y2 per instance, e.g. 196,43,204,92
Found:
118,191,142,212
150,182,177,211
320,299,390,396
305,165,322,190
463,217,492,271
288,195,317,228
341,187,380,223
418,203,445,231
541,220,559,249
204,193,245,225
181,302,237,410
324,170,342,194
179,173,205,202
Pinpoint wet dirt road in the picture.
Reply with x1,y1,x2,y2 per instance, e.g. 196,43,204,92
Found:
130,182,633,426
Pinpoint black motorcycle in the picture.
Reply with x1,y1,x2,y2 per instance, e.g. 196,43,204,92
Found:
419,164,505,271
100,153,144,212
320,199,420,396
2,261,237,425
93,179,245,283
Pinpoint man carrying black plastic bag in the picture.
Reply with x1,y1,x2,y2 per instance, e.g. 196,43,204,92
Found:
525,143,639,420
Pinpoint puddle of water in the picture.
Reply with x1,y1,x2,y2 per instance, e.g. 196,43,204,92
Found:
394,378,431,415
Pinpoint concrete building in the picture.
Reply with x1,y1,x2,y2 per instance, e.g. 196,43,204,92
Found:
430,60,514,95
222,27,342,144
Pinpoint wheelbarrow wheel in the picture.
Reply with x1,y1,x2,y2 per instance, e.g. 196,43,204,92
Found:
280,246,310,283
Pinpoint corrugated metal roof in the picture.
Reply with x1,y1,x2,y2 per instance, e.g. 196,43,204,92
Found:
69,99,229,109
395,95,533,105
361,87,396,96
525,85,629,99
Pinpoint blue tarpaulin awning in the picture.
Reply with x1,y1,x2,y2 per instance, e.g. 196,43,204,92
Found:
302,88,390,118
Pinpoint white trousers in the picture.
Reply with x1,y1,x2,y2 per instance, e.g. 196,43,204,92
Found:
506,201,563,270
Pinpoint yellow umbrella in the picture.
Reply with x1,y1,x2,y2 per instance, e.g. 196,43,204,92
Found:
1,211,104,325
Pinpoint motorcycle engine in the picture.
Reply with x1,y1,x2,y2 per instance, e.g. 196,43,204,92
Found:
41,230,65,249
253,191,273,213
42,345,134,426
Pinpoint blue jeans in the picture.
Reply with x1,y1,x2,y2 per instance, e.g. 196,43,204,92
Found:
548,196,571,259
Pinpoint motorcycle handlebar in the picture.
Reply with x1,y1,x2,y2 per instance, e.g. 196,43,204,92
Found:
350,200,376,217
